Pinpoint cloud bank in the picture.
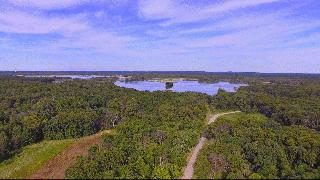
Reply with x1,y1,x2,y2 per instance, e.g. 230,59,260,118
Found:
0,0,319,72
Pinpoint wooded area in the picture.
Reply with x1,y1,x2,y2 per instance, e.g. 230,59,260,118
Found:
195,113,320,179
212,82,320,130
0,73,319,178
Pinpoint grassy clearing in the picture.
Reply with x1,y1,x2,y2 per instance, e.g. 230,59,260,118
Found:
214,112,267,124
0,139,74,179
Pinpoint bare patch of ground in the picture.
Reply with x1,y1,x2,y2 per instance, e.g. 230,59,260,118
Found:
30,130,110,179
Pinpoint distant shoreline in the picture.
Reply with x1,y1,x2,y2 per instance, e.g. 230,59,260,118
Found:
0,71,319,76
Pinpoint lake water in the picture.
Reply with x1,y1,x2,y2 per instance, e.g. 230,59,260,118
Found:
115,80,247,95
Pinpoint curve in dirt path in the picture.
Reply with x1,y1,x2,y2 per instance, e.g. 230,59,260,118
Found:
30,130,110,179
181,111,241,179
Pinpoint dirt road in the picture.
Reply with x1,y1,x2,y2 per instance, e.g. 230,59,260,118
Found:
30,130,110,179
181,111,240,179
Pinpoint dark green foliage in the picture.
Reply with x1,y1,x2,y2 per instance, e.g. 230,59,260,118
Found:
0,77,129,161
66,92,208,179
195,113,320,179
0,76,209,173
1,74,320,178
21,113,44,145
33,97,57,120
0,129,10,161
44,109,99,139
0,110,8,123
212,83,320,130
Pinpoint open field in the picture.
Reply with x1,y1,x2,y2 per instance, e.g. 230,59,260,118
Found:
0,139,73,179
31,130,110,179
0,130,110,179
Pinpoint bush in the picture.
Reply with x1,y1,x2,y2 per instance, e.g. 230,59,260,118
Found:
44,109,99,140
21,113,44,145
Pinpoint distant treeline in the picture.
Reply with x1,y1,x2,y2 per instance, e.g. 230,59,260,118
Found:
1,71,320,79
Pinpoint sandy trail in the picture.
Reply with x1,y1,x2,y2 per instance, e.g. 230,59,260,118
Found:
181,137,207,179
30,130,110,179
181,111,240,179
207,111,241,125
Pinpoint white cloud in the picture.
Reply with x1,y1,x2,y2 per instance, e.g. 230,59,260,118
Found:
202,0,280,14
0,7,137,56
7,0,128,10
0,10,88,34
129,3,320,69
138,0,180,20
144,5,320,52
138,0,281,25
0,0,319,72
94,11,104,18
7,0,90,10
49,30,137,54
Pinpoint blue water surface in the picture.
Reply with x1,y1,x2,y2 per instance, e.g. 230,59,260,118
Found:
114,80,247,96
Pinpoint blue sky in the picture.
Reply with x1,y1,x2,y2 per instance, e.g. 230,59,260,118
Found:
0,0,319,72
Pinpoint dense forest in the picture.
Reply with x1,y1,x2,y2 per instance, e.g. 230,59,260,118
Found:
195,113,320,179
0,73,320,179
212,82,320,130
0,76,208,178
66,92,208,178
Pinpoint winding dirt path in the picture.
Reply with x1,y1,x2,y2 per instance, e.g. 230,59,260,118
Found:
30,130,110,179
181,111,240,179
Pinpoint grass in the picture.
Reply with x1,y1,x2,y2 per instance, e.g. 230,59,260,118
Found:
214,112,267,124
212,108,240,114
0,139,74,179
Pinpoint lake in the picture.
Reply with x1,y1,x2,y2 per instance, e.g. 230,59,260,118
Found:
115,80,247,95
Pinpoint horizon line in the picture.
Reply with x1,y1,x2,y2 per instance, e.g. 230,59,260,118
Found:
1,70,319,75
